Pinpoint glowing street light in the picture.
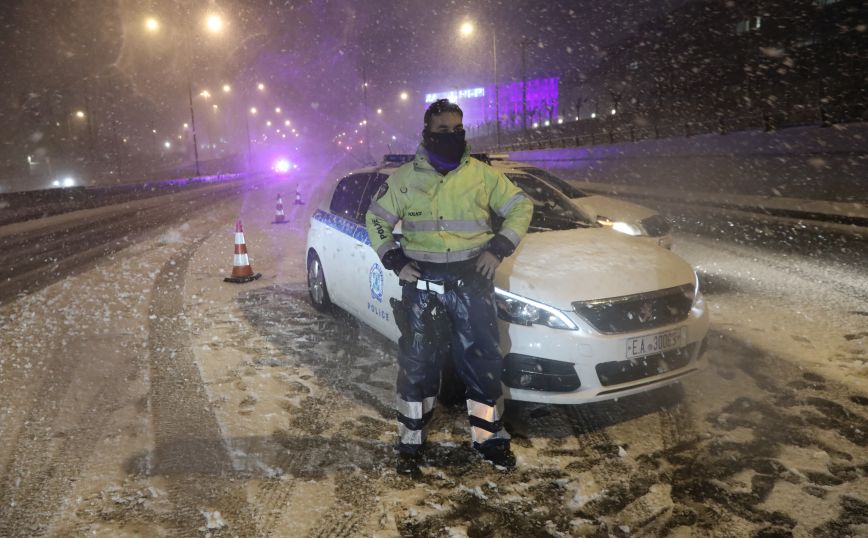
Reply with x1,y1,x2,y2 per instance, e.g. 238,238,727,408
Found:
164,141,172,149
145,17,159,32
205,13,224,33
74,110,85,118
212,104,219,110
266,120,272,126
249,107,257,115
222,84,231,93
183,123,189,129
199,90,211,98
399,91,408,101
257,82,265,91
284,120,290,126
376,108,383,114
460,21,474,36
275,107,281,113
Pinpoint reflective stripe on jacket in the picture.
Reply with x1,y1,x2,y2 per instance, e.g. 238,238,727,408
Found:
365,145,533,264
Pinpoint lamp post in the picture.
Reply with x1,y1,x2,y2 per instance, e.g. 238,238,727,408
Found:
187,84,201,175
460,21,500,147
144,12,225,176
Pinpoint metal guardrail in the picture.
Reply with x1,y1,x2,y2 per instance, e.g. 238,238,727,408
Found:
473,103,868,153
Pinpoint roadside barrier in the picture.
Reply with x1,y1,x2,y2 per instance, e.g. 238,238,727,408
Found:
273,193,287,224
224,219,262,283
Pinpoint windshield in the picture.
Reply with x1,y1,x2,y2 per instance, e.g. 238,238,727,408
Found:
518,167,587,198
505,172,594,232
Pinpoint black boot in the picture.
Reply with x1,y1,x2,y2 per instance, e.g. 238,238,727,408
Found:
396,451,423,478
476,443,516,469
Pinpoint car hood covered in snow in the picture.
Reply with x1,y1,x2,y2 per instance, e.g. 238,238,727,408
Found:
496,227,694,310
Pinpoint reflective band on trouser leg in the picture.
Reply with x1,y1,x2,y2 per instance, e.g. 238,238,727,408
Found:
396,395,436,449
467,397,510,446
234,253,250,266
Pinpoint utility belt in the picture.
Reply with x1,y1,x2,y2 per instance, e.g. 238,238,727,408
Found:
414,278,465,295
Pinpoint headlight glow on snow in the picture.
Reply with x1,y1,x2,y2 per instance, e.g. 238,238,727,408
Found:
494,288,577,330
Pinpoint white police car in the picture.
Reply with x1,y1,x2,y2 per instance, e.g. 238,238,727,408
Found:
484,156,674,249
306,158,709,405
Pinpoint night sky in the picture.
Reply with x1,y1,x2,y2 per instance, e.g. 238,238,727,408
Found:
0,0,692,163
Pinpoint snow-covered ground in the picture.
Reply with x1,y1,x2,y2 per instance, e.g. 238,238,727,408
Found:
0,171,866,536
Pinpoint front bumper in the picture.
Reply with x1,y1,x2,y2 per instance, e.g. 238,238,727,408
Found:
499,296,710,404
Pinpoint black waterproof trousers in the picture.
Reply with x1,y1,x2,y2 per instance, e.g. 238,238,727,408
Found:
395,264,510,455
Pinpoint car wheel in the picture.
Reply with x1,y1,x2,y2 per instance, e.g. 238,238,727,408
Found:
307,250,332,311
438,352,467,408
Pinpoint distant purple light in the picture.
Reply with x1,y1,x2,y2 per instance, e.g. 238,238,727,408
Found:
424,77,560,128
274,158,291,173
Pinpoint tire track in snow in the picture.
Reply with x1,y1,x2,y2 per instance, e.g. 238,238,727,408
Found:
146,238,257,536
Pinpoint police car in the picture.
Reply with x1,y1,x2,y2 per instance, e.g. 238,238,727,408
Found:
481,155,673,249
306,156,709,405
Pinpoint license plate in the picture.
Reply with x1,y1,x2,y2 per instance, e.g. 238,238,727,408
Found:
626,327,687,359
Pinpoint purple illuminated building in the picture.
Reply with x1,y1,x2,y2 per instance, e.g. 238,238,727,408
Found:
425,77,559,134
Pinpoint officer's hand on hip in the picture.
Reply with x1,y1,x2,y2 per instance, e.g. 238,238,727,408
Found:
398,262,421,284
475,251,501,280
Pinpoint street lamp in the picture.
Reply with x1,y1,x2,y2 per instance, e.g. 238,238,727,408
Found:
400,91,408,101
460,20,500,147
222,84,231,93
205,13,224,33
75,110,85,118
257,83,265,91
250,107,257,115
145,17,159,32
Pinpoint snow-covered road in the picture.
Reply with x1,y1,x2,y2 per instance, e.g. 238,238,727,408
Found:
0,171,865,536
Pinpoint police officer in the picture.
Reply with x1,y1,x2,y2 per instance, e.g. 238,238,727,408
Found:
365,99,533,473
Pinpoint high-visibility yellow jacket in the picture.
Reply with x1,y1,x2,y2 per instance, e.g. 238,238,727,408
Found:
365,145,533,267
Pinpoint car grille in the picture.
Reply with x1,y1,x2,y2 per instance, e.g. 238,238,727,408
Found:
572,285,693,334
641,215,671,237
595,342,696,386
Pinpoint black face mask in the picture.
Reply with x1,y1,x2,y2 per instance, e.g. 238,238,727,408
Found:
423,129,466,164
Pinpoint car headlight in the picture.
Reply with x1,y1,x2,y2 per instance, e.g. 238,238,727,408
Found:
494,288,577,330
611,221,644,236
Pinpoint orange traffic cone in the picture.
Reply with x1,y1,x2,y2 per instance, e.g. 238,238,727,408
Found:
224,219,262,283
273,193,287,224
294,185,304,205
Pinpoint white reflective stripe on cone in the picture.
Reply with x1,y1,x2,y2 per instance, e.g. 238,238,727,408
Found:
235,232,245,244
470,425,511,444
396,395,436,420
466,398,504,422
398,423,425,445
234,254,250,266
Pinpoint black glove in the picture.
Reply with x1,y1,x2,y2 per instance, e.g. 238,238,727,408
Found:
486,233,515,261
